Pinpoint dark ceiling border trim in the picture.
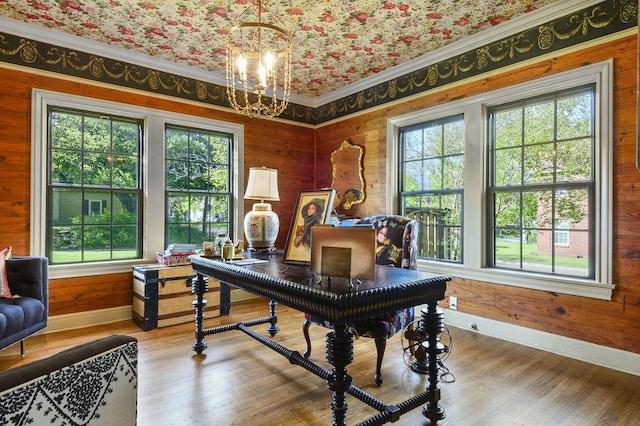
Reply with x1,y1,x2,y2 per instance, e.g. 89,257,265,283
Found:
0,0,635,125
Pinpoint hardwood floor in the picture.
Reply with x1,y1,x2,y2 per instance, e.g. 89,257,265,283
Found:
2,298,639,425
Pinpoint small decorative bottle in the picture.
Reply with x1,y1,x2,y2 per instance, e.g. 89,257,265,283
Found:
214,233,227,257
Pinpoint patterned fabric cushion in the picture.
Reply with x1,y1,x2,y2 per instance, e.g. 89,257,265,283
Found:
0,247,12,299
0,335,137,426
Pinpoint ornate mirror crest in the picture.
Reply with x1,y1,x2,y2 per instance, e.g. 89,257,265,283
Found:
331,140,365,210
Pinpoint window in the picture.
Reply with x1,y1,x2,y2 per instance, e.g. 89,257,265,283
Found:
165,125,233,245
32,90,244,278
554,220,570,246
47,108,142,264
387,61,613,299
399,115,464,262
488,86,594,279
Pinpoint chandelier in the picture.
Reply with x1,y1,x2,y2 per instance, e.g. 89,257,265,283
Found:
225,0,292,118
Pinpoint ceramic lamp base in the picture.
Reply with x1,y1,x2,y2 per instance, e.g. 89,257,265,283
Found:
244,203,279,251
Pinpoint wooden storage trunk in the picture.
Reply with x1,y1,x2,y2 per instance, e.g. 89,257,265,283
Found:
132,264,221,330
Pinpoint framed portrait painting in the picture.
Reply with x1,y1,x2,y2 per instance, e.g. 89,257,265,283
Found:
283,189,336,264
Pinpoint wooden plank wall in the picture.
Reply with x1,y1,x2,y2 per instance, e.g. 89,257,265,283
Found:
314,34,640,354
1,34,639,356
0,66,315,316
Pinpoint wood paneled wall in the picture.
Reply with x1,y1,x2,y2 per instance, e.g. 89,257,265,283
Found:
315,34,640,354
0,67,314,316
1,34,639,355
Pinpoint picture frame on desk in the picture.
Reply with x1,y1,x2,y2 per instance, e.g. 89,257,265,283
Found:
283,189,336,265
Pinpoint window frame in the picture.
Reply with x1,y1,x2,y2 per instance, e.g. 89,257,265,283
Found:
387,61,613,300
31,89,244,279
398,114,465,263
164,124,235,246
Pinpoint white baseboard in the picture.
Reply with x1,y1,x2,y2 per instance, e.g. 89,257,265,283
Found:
47,306,133,334
444,309,640,377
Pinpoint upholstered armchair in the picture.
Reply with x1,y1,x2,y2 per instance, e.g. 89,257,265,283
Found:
302,214,419,385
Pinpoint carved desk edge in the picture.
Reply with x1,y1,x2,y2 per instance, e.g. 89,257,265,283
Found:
189,254,450,323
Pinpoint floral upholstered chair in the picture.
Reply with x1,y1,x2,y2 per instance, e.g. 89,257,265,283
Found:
302,215,419,385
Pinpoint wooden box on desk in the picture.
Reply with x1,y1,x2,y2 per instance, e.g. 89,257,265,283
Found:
132,264,221,330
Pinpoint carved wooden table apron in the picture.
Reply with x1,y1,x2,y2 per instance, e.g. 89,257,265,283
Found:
189,253,450,426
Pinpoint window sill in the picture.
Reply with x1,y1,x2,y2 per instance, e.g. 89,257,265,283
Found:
48,258,157,279
417,259,614,301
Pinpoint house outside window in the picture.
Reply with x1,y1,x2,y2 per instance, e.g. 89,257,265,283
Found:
553,220,570,246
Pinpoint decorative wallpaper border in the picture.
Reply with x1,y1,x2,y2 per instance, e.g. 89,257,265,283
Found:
0,0,636,125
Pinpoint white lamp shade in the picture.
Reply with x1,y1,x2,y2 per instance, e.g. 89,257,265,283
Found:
244,167,280,201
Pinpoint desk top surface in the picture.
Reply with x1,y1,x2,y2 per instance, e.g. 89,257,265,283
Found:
190,252,450,323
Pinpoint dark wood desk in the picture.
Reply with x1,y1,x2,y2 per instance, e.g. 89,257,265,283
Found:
190,253,450,425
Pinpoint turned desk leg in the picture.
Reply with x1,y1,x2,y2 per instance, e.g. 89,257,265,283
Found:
266,299,280,337
325,324,353,426
421,303,446,422
192,273,208,354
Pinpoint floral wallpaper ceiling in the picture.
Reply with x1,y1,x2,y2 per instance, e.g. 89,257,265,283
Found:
0,0,561,99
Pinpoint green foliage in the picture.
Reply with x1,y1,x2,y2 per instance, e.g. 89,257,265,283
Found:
54,209,138,250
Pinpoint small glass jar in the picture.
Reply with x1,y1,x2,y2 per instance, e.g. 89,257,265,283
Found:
214,233,227,256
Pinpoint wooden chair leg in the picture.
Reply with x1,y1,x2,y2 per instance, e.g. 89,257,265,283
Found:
302,318,312,358
374,337,386,385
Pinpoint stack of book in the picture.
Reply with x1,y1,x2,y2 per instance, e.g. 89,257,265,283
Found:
157,243,198,266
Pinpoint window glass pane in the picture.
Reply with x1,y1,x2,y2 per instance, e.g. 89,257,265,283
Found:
556,138,591,182
442,155,463,189
47,108,142,264
112,120,139,154
51,110,82,150
555,188,589,231
524,101,554,144
165,125,233,245
166,160,187,189
443,120,464,156
403,160,423,191
523,142,554,185
404,130,423,161
557,92,593,140
167,194,189,224
400,114,464,263
189,161,210,190
51,149,82,184
494,147,521,186
494,191,520,230
166,128,189,160
494,108,521,149
489,85,595,279
424,158,442,190
83,152,111,186
83,115,111,153
423,125,442,157
111,155,139,188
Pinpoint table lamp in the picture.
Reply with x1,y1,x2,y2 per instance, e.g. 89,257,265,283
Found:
243,167,280,252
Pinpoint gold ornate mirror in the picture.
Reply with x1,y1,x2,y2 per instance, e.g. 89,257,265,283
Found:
331,140,365,210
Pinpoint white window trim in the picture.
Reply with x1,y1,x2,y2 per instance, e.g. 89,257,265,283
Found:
387,60,613,300
31,89,244,279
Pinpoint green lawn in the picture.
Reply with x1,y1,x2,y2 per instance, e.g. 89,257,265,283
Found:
51,249,139,263
495,240,588,269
